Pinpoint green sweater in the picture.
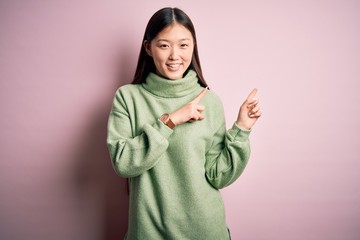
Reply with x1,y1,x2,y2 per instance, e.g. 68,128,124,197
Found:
107,70,251,240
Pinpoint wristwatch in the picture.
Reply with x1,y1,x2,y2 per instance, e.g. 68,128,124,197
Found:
160,113,176,129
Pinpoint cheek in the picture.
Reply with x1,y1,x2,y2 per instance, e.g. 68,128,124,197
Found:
152,51,167,63
186,48,194,60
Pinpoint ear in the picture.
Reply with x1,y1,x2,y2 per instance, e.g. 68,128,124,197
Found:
144,40,152,57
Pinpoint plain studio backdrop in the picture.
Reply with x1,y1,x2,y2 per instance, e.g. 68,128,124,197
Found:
1,0,359,239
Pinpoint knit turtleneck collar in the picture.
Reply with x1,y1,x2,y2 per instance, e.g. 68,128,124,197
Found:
142,70,200,98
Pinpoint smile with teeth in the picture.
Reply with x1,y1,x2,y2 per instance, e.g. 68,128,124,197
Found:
166,63,181,69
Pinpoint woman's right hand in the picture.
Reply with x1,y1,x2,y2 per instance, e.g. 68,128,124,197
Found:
170,88,208,126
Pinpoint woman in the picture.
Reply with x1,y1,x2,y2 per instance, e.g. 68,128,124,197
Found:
107,7,261,240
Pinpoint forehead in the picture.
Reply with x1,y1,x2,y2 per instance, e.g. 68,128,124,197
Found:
154,23,193,41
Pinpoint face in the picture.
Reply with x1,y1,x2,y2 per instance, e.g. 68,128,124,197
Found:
145,23,194,80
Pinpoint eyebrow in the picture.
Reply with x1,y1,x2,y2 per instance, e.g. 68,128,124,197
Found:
156,38,191,42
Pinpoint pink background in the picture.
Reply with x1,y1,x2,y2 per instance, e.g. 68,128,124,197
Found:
1,0,360,239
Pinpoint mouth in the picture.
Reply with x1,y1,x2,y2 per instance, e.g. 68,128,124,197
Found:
166,63,182,70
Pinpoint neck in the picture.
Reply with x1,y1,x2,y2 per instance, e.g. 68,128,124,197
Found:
142,70,200,98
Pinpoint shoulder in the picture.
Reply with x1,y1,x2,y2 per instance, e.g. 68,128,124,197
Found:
113,84,142,101
203,89,224,112
111,84,143,110
205,89,222,102
202,88,226,128
116,84,142,95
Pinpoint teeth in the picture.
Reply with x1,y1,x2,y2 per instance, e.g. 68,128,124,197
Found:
168,64,180,68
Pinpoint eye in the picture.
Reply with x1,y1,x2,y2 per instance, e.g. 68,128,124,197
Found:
180,44,189,48
159,44,169,49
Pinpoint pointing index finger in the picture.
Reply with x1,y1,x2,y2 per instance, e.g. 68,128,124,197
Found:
247,88,258,100
191,87,208,104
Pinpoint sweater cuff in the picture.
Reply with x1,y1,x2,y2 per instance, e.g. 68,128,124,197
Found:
155,119,173,139
228,123,251,142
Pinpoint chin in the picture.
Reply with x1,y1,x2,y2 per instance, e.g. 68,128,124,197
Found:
166,70,186,80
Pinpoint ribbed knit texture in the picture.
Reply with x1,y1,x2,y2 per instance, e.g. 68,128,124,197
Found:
107,70,251,240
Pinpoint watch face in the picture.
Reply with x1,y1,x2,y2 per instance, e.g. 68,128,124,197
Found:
160,113,170,122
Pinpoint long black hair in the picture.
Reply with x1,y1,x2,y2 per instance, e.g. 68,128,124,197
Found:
131,7,208,88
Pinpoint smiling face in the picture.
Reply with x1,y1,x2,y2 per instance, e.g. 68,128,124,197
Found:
145,23,194,80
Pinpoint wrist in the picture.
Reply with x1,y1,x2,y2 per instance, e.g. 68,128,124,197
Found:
235,121,251,131
169,112,179,126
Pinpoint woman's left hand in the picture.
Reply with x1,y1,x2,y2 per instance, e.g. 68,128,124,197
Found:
236,88,262,130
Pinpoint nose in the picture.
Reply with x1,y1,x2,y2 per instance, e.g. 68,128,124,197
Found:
169,47,179,60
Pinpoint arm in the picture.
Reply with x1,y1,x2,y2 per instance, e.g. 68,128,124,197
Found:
205,123,251,189
107,87,208,177
205,88,261,189
107,90,173,178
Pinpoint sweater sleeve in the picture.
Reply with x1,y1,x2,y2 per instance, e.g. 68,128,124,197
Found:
106,89,173,178
205,122,251,189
